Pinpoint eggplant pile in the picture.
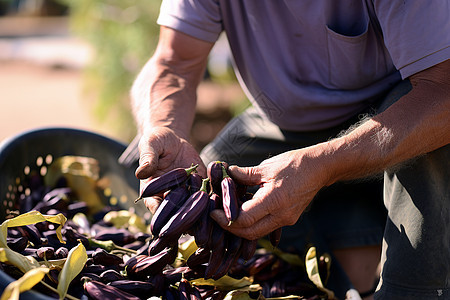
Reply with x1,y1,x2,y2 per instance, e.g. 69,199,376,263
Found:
0,157,334,300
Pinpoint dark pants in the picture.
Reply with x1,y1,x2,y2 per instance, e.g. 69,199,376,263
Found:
200,80,450,299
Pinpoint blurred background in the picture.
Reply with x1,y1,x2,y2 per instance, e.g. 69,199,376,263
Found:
0,0,247,152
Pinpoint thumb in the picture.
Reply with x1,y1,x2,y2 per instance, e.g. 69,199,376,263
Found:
227,165,263,186
135,139,159,180
135,156,158,180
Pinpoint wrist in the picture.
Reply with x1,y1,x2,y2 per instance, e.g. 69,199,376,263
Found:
308,137,356,187
142,123,190,142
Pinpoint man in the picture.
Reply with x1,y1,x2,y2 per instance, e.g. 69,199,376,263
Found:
130,1,449,299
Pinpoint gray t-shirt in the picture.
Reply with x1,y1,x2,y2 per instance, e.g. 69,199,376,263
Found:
157,0,449,131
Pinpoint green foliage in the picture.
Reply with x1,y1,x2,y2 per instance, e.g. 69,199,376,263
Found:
58,0,161,140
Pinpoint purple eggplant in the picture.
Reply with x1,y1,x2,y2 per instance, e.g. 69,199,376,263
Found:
221,166,239,226
207,161,229,194
136,164,198,202
150,184,190,237
158,178,210,240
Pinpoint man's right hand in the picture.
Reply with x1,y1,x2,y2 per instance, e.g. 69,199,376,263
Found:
135,126,206,213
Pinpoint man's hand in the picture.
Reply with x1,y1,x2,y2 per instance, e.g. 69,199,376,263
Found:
135,126,206,213
210,149,328,240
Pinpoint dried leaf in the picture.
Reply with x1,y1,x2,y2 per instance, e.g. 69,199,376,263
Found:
56,241,87,300
0,267,49,300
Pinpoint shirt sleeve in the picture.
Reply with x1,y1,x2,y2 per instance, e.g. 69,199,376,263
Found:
157,0,223,43
374,1,450,78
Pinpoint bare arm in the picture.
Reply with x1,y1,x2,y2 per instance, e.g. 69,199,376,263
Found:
324,59,450,184
213,59,450,240
131,26,214,180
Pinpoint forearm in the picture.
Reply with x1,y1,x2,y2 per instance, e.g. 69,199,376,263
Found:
131,58,200,140
131,27,212,140
318,60,450,185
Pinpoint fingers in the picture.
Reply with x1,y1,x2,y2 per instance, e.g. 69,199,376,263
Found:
135,132,162,179
135,154,158,180
210,187,277,239
227,165,263,186
210,208,280,241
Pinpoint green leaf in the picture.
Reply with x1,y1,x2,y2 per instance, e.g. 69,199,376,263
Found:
0,267,50,300
56,241,88,300
88,238,137,255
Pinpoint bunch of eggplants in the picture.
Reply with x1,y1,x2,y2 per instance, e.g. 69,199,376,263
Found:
137,161,284,282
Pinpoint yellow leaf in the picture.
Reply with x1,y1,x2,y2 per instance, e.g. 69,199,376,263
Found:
41,258,67,270
103,210,147,233
0,211,67,248
0,267,49,300
128,214,148,233
57,241,88,300
305,246,335,299
223,290,254,300
190,276,253,291
305,247,322,288
178,236,198,261
0,248,41,273
103,210,130,227
45,156,104,214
